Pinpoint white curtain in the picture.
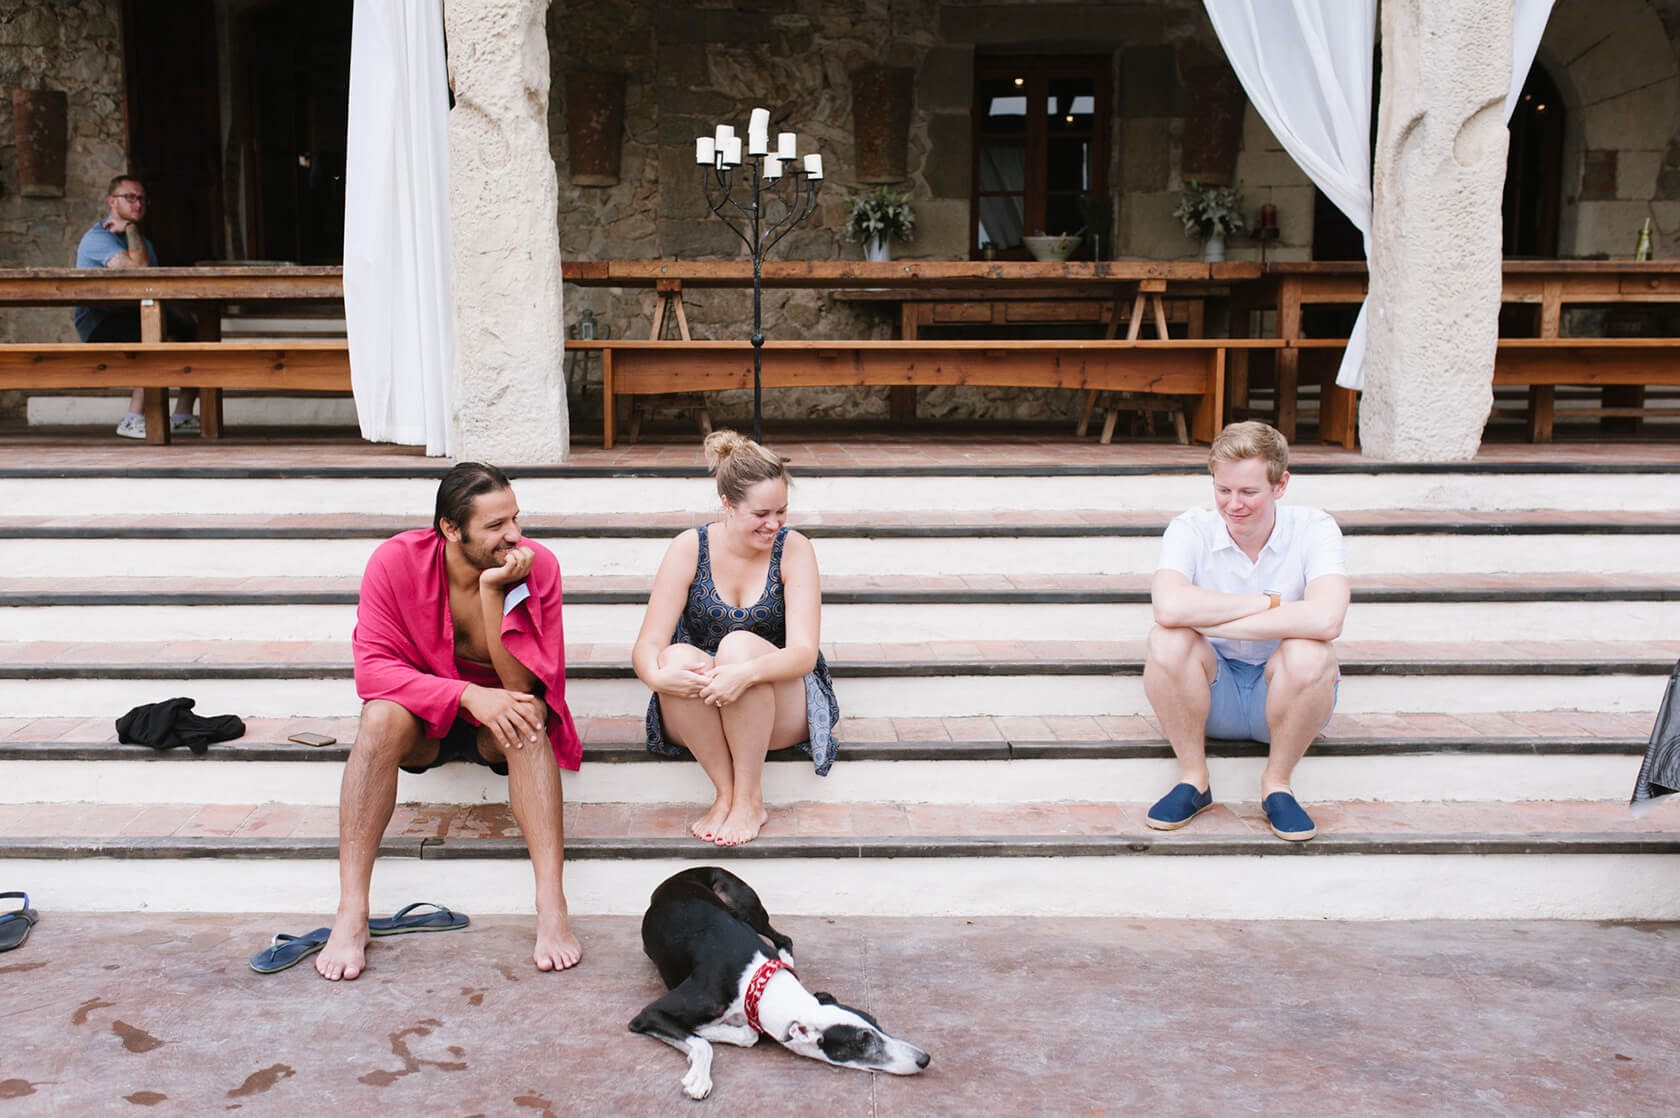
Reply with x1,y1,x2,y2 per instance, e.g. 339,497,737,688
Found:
1204,0,1377,389
1508,0,1557,122
344,0,454,455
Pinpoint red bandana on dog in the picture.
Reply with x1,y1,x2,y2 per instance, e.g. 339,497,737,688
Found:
743,958,797,1033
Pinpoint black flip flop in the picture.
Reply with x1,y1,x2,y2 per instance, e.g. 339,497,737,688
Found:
248,927,331,974
0,892,36,953
368,902,470,937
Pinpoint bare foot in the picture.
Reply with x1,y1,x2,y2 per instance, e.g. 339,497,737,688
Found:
712,804,768,847
533,907,582,972
315,915,370,981
691,797,731,842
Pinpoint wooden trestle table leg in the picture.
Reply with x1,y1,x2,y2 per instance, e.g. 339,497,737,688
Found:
139,298,169,445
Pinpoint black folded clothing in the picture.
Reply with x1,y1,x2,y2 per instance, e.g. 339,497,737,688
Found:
115,697,246,754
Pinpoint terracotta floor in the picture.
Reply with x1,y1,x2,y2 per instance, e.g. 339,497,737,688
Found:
0,709,1659,751
2,912,1675,1115
0,797,1671,844
5,423,1680,470
5,637,1676,668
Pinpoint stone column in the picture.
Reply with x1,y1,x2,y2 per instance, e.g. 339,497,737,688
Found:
445,0,569,463
1361,0,1512,460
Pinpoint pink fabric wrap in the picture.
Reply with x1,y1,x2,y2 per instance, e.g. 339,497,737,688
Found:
352,528,582,771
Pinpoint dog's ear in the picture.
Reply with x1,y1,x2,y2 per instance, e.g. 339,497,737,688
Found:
812,991,838,1006
788,1020,824,1044
849,1005,884,1030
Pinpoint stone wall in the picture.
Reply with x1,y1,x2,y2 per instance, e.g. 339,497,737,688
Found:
0,0,127,385
546,0,1270,426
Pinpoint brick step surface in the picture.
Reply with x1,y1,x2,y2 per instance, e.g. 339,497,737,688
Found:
9,472,1680,520
0,711,1651,757
5,430,1679,470
2,798,1670,853
5,507,1680,537
5,571,1677,603
12,602,1678,651
3,637,1675,671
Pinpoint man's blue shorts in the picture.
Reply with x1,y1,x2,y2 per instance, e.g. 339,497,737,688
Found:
1205,648,1339,743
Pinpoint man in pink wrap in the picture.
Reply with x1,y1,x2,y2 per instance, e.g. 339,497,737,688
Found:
316,462,583,980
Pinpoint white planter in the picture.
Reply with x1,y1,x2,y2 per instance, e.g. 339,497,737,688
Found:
864,236,891,262
1202,231,1225,262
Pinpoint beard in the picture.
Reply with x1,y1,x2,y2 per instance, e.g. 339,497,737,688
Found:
458,526,514,571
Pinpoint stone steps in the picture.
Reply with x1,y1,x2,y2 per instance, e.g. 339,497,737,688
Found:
1,639,1672,722
5,798,1674,919
0,729,1644,808
7,597,1678,644
2,453,1674,920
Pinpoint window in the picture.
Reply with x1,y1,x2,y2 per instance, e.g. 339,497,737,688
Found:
971,56,1109,259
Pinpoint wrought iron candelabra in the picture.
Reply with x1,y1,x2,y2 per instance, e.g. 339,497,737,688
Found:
697,114,823,443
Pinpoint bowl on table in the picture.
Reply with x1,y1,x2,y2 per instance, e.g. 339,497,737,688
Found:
1023,234,1083,262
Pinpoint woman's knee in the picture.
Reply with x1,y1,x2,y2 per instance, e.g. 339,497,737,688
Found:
715,629,775,665
658,642,714,670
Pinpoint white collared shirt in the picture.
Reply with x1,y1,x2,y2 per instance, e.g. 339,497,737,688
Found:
1156,504,1346,664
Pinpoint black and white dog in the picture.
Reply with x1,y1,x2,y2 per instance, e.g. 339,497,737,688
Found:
629,866,930,1100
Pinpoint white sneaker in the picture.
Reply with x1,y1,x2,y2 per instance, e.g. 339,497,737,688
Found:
170,414,200,435
115,413,146,440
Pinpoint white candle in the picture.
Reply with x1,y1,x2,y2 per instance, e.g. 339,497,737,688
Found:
749,107,770,134
803,153,823,179
747,128,769,156
722,136,742,165
695,137,715,164
777,132,797,159
762,156,782,179
715,123,734,146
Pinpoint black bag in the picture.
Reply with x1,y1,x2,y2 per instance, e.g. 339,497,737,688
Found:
1631,659,1680,817
115,697,245,755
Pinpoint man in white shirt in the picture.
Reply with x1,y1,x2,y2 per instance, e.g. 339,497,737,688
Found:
1143,421,1349,841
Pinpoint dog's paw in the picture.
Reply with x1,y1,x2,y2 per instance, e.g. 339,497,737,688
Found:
682,1067,712,1100
777,947,795,966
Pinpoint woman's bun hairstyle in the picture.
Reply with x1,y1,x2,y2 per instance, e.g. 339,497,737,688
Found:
704,429,788,504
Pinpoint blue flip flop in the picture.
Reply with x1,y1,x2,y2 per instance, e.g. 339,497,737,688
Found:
0,892,38,953
248,927,331,974
368,902,469,937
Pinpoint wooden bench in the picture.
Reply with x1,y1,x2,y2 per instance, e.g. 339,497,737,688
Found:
0,340,351,443
1298,337,1680,446
567,338,1284,448
1494,338,1680,441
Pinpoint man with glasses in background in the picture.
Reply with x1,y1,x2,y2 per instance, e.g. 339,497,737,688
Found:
74,174,199,439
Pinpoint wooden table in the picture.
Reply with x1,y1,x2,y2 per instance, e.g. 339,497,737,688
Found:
1233,260,1680,442
563,260,1257,423
0,266,345,444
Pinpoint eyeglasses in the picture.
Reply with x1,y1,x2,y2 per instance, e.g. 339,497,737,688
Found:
113,193,147,202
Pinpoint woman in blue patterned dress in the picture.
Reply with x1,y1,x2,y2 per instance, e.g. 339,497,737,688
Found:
631,430,838,846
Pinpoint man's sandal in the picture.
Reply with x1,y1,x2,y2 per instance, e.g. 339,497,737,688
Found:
0,892,38,953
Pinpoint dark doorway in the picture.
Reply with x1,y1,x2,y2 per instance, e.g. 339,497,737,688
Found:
236,0,352,264
1503,63,1564,258
121,0,225,265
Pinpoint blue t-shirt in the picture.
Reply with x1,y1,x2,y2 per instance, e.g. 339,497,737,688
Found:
73,219,156,341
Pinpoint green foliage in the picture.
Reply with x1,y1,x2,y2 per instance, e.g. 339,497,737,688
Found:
1172,180,1247,240
843,186,916,244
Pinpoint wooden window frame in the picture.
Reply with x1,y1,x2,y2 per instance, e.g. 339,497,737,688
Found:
970,54,1110,260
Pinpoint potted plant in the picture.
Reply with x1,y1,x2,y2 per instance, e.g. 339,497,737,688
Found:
844,186,915,261
1172,179,1246,262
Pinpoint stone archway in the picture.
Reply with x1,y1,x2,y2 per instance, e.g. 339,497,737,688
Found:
1540,0,1680,257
